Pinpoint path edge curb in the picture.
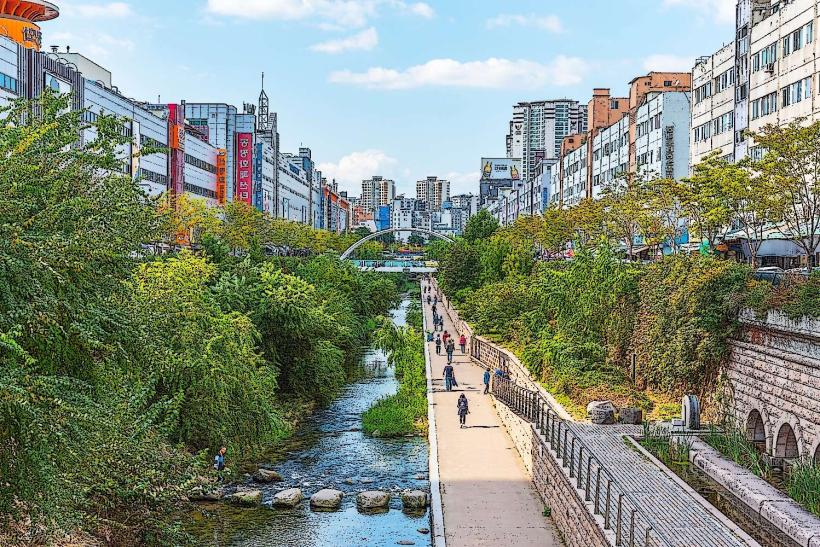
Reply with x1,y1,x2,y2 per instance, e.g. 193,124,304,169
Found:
421,281,446,547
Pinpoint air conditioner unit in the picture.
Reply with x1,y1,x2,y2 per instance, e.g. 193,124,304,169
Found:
765,63,775,73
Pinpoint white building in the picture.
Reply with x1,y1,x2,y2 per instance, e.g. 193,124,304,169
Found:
506,99,588,183
278,154,311,223
416,176,450,210
634,91,692,181
590,115,630,199
361,176,396,211
390,196,416,241
691,0,820,167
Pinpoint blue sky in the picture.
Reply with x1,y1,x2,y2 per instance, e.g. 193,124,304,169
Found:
45,0,735,197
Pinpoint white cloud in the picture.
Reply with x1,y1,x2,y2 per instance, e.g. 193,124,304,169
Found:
443,171,480,196
46,31,134,59
662,0,735,24
405,2,434,19
328,56,588,90
62,2,133,18
310,27,378,53
486,13,563,33
318,150,399,192
642,53,696,73
206,0,431,27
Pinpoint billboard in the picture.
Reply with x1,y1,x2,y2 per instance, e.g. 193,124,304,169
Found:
235,133,253,205
481,158,521,181
216,149,227,204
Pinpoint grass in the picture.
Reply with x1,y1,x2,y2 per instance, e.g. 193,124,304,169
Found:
640,423,692,466
703,425,770,478
787,460,820,517
362,316,428,437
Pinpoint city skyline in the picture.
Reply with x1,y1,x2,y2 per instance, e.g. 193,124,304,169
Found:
45,0,734,197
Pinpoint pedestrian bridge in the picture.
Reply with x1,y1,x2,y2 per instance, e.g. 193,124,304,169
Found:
349,259,437,273
339,227,454,260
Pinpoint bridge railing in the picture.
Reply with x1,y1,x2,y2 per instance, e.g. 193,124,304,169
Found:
491,376,673,547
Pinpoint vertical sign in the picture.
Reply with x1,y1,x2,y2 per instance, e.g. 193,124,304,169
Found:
167,104,185,200
216,149,227,204
254,142,263,211
664,126,675,179
235,133,253,205
131,120,141,182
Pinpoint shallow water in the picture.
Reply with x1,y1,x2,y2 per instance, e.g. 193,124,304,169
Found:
189,298,432,547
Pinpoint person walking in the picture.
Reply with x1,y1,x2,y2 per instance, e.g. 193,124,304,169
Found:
483,368,491,394
213,446,227,481
435,334,442,355
459,334,466,354
443,363,455,391
446,338,455,364
427,294,432,305
437,316,444,332
457,394,470,428
442,330,450,345
433,295,438,307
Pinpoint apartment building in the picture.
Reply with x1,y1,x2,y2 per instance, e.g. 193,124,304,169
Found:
416,176,450,210
692,0,820,166
361,176,396,211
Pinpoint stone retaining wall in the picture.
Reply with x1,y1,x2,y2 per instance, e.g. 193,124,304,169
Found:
727,309,820,460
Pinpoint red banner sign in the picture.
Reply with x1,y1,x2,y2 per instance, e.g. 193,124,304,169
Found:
235,133,253,204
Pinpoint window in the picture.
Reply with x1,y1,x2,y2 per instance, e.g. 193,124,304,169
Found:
736,84,748,101
184,153,217,174
807,21,814,44
712,112,734,135
694,82,713,103
781,76,812,107
694,122,712,142
751,92,778,119
664,80,672,86
0,71,18,94
752,43,777,73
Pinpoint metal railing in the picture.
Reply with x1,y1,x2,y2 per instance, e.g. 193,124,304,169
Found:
492,376,674,547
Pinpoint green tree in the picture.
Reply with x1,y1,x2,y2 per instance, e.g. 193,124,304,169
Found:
407,233,426,246
751,120,820,266
678,153,731,251
463,209,499,242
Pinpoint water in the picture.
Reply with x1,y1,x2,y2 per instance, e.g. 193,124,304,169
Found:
189,298,432,547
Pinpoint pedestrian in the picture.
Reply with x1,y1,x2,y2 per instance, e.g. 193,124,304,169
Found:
446,339,455,364
483,368,491,394
443,362,455,391
427,295,432,305
437,316,444,332
433,296,438,307
213,446,227,480
457,394,470,428
442,330,450,345
459,334,466,354
435,334,442,355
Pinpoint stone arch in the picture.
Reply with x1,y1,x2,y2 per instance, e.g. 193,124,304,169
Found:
745,409,767,453
813,442,820,465
775,422,800,459
339,228,454,260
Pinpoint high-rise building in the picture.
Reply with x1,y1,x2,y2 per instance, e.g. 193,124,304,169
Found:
691,0,819,167
361,176,396,211
506,99,589,183
416,176,450,210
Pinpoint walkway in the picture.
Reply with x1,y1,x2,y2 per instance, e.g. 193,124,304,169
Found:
422,288,562,547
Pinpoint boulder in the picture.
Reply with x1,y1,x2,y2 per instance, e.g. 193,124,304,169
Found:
228,489,263,506
190,487,224,501
253,468,283,483
401,490,428,510
272,488,303,508
619,407,643,425
310,489,344,511
587,401,617,425
357,490,390,511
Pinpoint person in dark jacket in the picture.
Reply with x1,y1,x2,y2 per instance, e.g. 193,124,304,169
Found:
457,394,470,428
483,369,491,394
435,334,442,355
443,363,455,391
446,339,455,364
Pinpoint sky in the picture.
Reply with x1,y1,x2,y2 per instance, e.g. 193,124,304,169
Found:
44,0,737,198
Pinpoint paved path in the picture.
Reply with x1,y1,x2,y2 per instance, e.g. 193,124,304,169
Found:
422,289,562,547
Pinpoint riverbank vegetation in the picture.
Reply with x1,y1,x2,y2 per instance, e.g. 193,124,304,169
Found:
362,309,428,437
437,196,815,419
0,93,401,545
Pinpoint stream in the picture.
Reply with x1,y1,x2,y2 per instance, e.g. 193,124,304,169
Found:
188,297,432,546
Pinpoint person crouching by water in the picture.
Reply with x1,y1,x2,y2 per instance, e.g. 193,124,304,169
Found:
443,362,455,391
214,446,227,481
457,394,470,428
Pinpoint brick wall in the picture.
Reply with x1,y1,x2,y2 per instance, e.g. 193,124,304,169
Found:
726,309,820,460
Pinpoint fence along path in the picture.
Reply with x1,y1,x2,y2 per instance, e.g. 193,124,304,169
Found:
434,279,754,547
